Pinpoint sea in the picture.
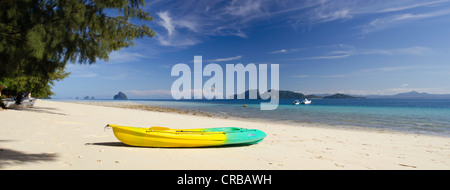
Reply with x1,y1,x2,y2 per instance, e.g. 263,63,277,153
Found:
56,98,450,137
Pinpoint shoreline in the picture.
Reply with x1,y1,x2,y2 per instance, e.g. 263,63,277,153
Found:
66,100,446,138
1,99,449,169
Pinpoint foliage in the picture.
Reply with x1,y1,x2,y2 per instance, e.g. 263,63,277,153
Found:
2,67,70,98
0,0,155,97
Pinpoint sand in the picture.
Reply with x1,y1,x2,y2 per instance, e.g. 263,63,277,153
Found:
0,100,449,170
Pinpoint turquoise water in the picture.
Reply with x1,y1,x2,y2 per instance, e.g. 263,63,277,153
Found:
56,98,450,137
131,99,450,137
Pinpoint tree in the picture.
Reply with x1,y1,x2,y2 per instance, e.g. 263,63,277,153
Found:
2,67,70,98
0,0,155,97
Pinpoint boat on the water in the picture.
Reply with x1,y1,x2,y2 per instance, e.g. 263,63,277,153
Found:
293,98,312,105
301,98,312,104
106,124,266,147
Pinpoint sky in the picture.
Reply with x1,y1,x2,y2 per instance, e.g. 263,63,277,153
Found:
52,0,450,99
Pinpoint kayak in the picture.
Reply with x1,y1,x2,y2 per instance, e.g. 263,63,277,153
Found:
106,124,266,147
107,124,266,147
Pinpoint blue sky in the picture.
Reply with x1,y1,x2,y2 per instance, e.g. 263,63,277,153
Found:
52,0,450,99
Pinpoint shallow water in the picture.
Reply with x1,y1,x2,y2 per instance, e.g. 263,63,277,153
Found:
55,98,450,137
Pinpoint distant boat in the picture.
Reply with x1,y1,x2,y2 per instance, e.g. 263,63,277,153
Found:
293,98,311,105
302,98,312,104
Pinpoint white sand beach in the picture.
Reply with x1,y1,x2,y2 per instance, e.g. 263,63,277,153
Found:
0,100,449,170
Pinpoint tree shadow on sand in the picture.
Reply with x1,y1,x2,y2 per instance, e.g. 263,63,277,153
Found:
11,107,67,116
0,147,58,169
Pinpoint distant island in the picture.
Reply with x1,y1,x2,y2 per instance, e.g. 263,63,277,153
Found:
364,91,450,99
232,90,362,99
68,90,449,100
323,93,364,99
231,90,450,99
83,96,95,100
113,91,128,100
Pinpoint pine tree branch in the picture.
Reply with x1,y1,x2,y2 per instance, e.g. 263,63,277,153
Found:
7,1,96,36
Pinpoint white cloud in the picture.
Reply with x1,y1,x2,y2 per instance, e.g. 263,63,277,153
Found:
284,0,450,34
293,44,431,60
299,54,351,60
123,89,172,98
149,1,323,46
207,55,242,63
361,46,431,56
155,11,201,46
375,0,449,13
314,8,353,23
157,11,175,36
293,44,355,60
270,49,288,54
270,48,305,54
225,0,263,17
361,8,450,34
156,35,199,47
149,0,450,46
106,51,148,64
392,46,431,55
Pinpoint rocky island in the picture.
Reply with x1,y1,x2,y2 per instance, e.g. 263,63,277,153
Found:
113,91,128,100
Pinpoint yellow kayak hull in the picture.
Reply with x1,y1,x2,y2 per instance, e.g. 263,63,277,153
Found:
107,124,266,148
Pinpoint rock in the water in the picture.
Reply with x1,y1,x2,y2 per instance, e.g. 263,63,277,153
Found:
113,91,128,100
